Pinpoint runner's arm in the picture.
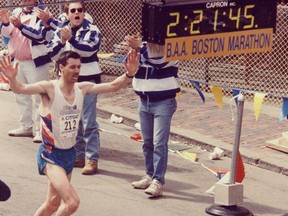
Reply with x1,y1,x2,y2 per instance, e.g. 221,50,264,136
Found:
79,49,139,95
0,55,49,95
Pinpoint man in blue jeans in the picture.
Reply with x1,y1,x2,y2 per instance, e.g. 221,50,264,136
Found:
125,34,180,197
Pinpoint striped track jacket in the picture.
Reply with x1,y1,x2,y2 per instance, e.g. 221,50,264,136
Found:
44,19,102,77
1,7,51,68
132,44,181,102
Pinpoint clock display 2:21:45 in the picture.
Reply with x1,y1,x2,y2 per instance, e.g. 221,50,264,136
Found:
166,4,257,37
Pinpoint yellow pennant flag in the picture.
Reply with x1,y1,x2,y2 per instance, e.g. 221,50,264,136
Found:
210,85,223,109
98,53,114,58
176,92,182,111
176,91,181,99
177,150,198,163
254,92,267,121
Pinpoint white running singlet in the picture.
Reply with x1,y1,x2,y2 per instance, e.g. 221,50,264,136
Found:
39,80,84,150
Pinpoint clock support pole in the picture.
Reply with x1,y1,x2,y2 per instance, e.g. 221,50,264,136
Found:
205,93,253,216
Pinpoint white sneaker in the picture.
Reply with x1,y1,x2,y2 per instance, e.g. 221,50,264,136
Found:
132,175,152,189
145,179,163,197
33,132,42,143
8,127,33,137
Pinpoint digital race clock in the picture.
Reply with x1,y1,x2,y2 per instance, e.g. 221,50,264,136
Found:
142,0,277,45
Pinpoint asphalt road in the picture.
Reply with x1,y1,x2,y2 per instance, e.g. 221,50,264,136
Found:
0,91,287,216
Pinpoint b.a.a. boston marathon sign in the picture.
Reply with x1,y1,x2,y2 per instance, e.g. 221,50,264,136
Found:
164,28,273,61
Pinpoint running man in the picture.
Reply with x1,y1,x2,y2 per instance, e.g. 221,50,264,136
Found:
0,50,138,215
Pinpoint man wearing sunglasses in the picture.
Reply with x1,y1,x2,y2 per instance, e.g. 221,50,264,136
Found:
58,1,93,24
37,0,93,34
43,2,103,175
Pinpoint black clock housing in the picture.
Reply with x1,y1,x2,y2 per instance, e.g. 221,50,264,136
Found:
142,0,277,45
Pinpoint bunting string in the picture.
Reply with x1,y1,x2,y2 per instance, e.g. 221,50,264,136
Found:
179,77,287,122
179,77,285,99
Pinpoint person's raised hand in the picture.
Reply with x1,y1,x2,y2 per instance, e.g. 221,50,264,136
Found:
124,32,142,49
0,9,10,24
60,26,72,44
0,55,19,81
124,49,139,76
37,8,52,26
9,16,22,28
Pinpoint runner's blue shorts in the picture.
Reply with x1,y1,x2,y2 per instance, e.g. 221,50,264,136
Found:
37,143,76,175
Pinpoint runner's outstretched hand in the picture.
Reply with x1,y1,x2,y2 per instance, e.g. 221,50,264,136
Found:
124,49,139,76
0,55,19,81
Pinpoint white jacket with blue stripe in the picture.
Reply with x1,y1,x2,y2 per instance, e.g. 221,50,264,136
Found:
45,19,102,77
132,44,180,102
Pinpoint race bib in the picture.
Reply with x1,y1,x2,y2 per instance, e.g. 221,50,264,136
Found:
59,113,79,138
